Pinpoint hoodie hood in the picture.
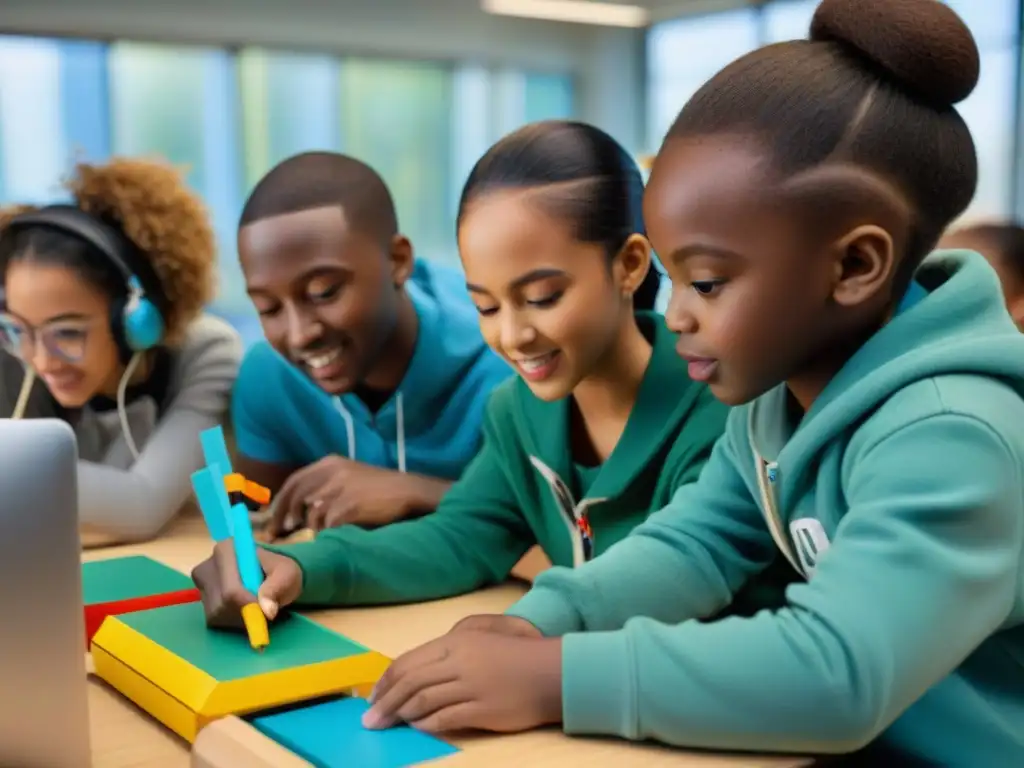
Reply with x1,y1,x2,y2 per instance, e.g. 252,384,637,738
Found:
336,259,501,433
332,259,510,473
515,312,712,502
750,248,1024,486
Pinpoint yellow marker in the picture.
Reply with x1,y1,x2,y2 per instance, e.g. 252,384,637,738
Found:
240,603,270,652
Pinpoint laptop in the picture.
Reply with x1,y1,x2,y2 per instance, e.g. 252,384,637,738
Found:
0,419,91,767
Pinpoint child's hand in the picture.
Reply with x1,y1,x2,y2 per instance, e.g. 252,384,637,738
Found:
450,614,543,638
191,541,303,629
362,630,562,734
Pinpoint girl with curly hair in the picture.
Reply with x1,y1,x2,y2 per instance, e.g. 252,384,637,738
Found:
0,157,242,545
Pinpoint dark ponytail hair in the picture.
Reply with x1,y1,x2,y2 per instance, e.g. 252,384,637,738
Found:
457,120,661,311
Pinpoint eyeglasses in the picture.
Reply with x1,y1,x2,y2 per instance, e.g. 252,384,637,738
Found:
0,313,94,364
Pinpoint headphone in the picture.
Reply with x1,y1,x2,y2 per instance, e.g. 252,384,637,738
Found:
0,205,165,356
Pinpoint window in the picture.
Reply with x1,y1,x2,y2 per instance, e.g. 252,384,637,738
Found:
646,9,760,150
524,72,575,124
761,0,818,44
237,49,339,192
654,1,1023,221
0,36,109,205
339,58,456,265
108,42,247,313
451,65,493,216
0,35,577,340
942,0,1019,48
944,0,1021,220
958,47,1018,220
449,65,577,238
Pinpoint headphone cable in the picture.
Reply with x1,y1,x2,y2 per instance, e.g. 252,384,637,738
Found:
116,352,142,461
10,366,35,420
11,355,142,462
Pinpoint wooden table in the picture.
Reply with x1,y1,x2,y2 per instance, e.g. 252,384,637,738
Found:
83,513,810,768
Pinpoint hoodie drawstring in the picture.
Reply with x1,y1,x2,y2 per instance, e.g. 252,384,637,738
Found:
396,393,406,473
333,393,406,473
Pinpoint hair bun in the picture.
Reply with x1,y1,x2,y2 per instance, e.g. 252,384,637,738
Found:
810,0,979,106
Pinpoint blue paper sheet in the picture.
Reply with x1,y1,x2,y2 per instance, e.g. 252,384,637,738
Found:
249,696,460,767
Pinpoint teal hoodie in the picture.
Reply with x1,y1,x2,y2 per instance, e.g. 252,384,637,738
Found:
231,259,512,479
507,250,1024,765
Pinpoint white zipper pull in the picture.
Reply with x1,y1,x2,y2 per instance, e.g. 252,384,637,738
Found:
573,496,608,563
530,457,598,567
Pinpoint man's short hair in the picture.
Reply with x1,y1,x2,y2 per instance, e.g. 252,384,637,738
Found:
239,151,398,245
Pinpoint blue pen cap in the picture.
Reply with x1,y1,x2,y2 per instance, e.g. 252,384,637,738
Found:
230,502,264,595
200,426,233,477
191,466,233,542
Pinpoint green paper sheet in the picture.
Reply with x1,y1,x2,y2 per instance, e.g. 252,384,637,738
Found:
119,602,370,680
82,555,195,605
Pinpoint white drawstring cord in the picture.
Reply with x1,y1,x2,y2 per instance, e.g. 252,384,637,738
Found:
333,392,406,472
333,397,357,462
396,393,406,473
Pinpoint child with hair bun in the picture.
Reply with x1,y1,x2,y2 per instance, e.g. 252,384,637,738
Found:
362,1,1024,764
0,157,242,545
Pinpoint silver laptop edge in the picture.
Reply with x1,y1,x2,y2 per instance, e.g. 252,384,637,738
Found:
0,418,91,767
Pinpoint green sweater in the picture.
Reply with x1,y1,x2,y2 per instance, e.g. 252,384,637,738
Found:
270,312,730,606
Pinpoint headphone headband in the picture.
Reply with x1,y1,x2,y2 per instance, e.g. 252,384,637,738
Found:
5,205,137,286
1,204,167,354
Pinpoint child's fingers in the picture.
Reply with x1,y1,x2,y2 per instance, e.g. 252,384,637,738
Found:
268,470,317,535
212,540,258,606
409,700,480,734
386,682,469,731
363,662,457,730
255,553,303,613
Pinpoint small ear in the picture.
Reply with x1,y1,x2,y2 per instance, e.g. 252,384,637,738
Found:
613,234,652,299
387,235,415,289
829,224,895,308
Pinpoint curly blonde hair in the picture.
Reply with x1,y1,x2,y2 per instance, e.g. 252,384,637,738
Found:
0,157,217,347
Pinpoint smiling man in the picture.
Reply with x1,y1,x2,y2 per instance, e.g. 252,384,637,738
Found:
230,151,511,536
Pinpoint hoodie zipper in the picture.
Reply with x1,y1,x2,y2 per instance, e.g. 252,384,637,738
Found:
747,410,803,577
530,456,606,567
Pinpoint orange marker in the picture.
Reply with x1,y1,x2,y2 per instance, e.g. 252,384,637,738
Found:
224,473,271,509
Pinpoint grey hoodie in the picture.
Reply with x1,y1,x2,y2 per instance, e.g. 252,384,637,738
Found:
1,314,242,543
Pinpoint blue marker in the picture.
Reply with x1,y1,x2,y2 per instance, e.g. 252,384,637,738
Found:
190,466,232,542
200,426,233,478
230,501,270,652
193,426,270,652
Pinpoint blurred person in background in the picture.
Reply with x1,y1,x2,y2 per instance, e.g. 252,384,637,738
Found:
941,221,1024,329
